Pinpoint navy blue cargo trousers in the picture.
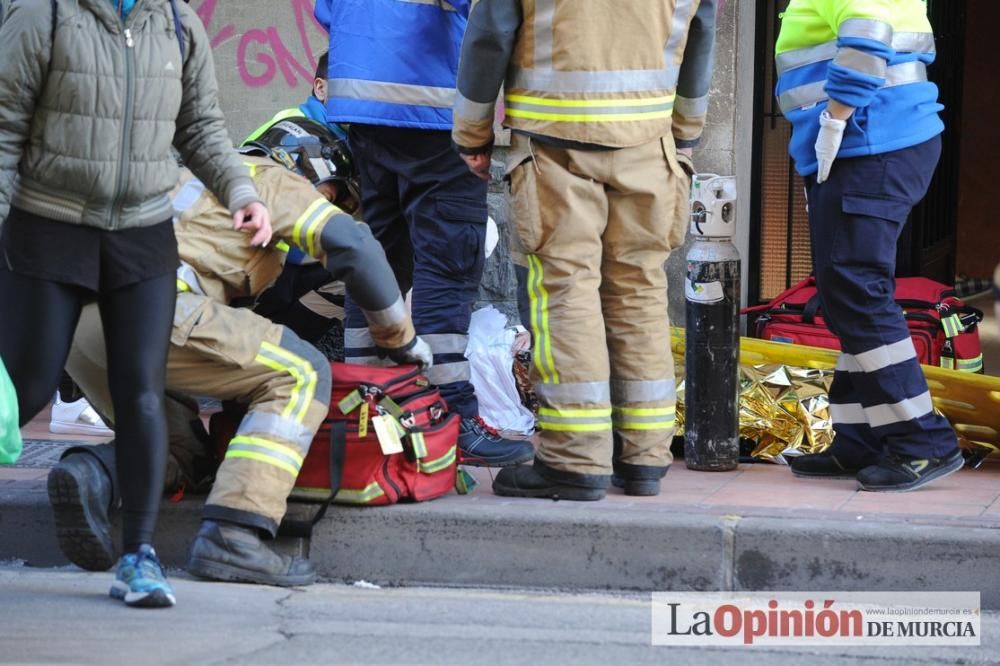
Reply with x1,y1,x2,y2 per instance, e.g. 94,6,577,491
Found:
344,124,487,419
806,135,957,461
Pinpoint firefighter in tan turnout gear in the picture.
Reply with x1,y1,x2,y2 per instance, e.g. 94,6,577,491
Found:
453,0,718,500
49,119,431,587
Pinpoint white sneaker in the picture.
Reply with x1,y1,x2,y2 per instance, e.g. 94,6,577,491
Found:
49,393,114,437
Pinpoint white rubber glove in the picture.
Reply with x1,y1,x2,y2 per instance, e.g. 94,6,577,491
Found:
385,336,434,369
815,110,847,184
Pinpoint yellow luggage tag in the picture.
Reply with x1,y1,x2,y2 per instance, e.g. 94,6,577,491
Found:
339,390,363,415
372,414,404,455
378,396,404,419
358,402,369,439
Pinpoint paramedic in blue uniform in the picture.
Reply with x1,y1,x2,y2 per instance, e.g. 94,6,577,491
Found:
313,0,534,467
776,0,962,491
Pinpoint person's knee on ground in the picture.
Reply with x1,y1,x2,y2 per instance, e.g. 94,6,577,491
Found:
189,328,329,587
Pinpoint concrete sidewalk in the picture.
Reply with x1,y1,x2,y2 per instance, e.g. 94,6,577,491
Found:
4,406,1000,608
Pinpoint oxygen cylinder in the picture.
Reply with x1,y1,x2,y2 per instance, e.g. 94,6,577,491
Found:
684,175,740,471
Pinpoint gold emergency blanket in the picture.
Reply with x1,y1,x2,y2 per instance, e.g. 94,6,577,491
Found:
675,359,836,465
676,359,994,465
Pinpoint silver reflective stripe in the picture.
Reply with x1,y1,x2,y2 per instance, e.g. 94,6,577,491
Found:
662,0,696,90
363,296,408,327
778,61,927,112
775,41,838,75
397,0,456,10
893,32,935,54
776,33,935,77
838,18,893,45
534,381,611,405
239,412,315,449
830,391,934,428
328,79,455,109
506,98,674,116
829,401,867,424
422,333,468,355
611,379,676,404
454,91,496,122
835,339,916,374
674,94,709,117
866,391,934,428
176,261,205,295
833,47,887,78
884,60,928,87
533,0,556,70
508,67,674,94
344,327,375,348
171,178,205,215
426,360,471,385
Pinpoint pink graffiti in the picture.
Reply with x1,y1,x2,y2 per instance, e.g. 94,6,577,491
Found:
194,0,326,89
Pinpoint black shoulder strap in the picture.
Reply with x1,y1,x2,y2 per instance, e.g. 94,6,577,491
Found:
277,419,346,539
51,0,57,43
170,0,185,59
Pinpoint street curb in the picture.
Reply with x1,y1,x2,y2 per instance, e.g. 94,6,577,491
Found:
4,487,999,608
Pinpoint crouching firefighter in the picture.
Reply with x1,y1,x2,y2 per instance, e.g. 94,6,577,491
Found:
48,118,431,586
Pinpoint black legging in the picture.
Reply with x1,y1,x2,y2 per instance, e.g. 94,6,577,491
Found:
0,269,175,553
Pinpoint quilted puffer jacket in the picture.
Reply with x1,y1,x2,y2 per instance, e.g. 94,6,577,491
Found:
0,0,259,229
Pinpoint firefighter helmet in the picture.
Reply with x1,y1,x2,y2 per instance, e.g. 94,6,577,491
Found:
240,117,360,213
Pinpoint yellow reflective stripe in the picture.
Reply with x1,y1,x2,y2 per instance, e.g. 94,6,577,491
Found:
302,203,336,257
230,435,304,466
176,278,191,293
225,450,299,477
615,422,676,431
538,407,612,418
336,482,386,504
538,421,613,432
506,109,673,123
292,198,329,256
254,354,304,420
255,343,317,424
410,432,428,459
275,240,291,253
527,255,559,383
614,406,675,417
418,446,457,474
243,162,258,178
261,342,317,422
941,314,962,338
506,94,675,109
613,405,676,431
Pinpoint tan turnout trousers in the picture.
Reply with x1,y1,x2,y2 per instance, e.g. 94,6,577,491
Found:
506,133,690,476
66,293,330,535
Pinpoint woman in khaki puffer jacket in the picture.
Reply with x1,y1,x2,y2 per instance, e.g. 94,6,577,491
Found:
0,0,273,609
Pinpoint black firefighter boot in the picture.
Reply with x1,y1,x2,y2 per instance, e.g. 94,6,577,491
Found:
186,520,317,587
47,443,119,571
611,433,670,496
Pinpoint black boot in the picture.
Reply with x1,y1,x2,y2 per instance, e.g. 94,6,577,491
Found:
611,434,670,496
186,520,317,587
47,443,119,571
492,459,608,501
611,461,670,496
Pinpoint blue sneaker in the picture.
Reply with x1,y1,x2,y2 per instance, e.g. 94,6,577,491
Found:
110,545,176,608
457,417,535,468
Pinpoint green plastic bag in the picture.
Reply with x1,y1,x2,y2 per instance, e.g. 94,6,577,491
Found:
0,357,22,465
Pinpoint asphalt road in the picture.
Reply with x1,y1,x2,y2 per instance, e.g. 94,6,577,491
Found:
1,565,997,665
